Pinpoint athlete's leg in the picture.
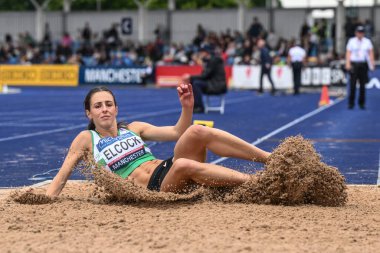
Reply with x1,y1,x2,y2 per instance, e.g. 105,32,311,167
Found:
160,158,251,192
172,124,270,163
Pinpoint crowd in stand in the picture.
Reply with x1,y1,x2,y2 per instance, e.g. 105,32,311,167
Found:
0,16,375,68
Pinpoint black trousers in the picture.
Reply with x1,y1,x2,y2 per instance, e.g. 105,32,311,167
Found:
192,78,208,109
259,66,275,93
292,62,303,95
349,62,368,107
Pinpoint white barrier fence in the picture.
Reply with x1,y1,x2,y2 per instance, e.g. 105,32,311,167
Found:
231,65,347,89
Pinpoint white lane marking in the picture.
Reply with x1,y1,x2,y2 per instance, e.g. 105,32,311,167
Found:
28,169,59,181
0,95,255,143
30,180,53,188
377,150,380,185
211,98,344,164
0,181,52,189
0,95,258,187
0,108,180,142
0,124,87,142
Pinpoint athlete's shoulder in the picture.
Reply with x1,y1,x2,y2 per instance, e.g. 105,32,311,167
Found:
127,121,144,129
65,130,92,153
75,130,92,146
126,121,149,135
78,130,92,138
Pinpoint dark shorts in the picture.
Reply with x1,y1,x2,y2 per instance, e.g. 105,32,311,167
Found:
147,157,174,192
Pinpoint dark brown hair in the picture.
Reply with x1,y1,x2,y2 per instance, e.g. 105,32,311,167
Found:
83,86,127,130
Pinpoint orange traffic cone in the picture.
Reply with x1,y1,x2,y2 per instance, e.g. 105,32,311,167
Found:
318,85,330,107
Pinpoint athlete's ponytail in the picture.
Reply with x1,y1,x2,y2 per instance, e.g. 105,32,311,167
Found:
88,119,96,130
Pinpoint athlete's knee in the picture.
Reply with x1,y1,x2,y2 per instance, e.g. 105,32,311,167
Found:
184,124,211,141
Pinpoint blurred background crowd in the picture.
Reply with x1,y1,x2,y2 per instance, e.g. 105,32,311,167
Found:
0,15,375,68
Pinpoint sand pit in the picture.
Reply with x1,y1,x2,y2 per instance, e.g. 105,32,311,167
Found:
1,136,378,252
0,182,379,253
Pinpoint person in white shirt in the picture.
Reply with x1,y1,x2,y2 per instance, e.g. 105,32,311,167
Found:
287,40,307,95
345,25,375,109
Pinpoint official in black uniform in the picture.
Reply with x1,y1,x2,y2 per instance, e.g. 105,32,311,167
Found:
258,39,276,95
345,26,375,109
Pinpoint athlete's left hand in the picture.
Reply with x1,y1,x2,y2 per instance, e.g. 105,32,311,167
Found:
177,83,194,109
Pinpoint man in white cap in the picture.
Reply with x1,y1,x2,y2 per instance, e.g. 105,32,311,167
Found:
345,25,375,109
287,39,306,95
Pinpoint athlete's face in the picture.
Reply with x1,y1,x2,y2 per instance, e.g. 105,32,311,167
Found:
86,91,118,129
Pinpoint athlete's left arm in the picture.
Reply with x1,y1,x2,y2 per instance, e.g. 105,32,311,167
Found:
128,83,194,141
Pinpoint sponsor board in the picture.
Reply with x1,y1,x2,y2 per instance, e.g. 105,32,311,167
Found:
302,65,347,86
156,65,202,87
231,65,292,89
79,66,150,85
0,65,79,86
155,65,232,87
232,65,348,89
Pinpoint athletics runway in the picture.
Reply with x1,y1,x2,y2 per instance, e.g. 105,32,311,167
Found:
0,86,379,188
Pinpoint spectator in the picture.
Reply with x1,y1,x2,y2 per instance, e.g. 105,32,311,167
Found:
193,24,206,47
364,19,374,39
233,30,244,45
300,21,310,41
106,23,120,49
238,53,253,65
266,31,279,50
43,23,51,42
248,17,263,40
82,22,92,44
182,45,227,113
5,33,13,46
61,32,73,48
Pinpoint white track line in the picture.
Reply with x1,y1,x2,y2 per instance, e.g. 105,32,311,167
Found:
211,98,344,164
0,180,89,189
0,95,257,187
0,95,254,143
377,150,380,185
0,108,180,142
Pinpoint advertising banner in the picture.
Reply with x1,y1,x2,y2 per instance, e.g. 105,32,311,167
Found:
231,65,292,89
155,65,232,87
0,65,79,86
79,66,150,85
156,66,203,87
231,64,348,90
301,64,347,86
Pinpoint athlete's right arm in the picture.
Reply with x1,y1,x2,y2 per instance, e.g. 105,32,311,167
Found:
46,131,91,197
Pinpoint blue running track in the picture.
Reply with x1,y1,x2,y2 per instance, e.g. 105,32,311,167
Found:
0,86,379,187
